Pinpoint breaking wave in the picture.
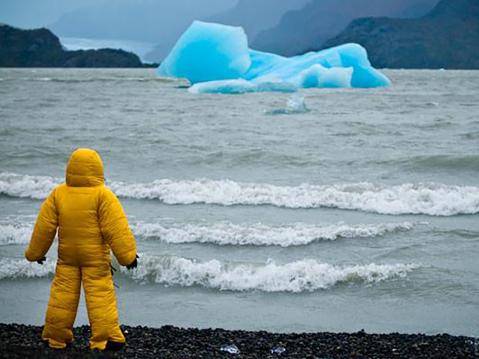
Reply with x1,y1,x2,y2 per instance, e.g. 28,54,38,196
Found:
131,221,414,247
0,257,418,292
0,173,60,200
0,258,55,280
124,255,419,292
1,172,478,216
0,220,413,247
0,223,33,245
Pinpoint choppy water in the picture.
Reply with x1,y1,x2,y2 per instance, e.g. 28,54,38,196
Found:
0,68,478,336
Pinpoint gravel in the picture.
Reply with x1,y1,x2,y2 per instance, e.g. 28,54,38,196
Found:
0,323,477,358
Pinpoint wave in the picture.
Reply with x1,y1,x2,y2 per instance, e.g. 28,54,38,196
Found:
0,223,33,245
121,255,420,292
27,77,174,84
409,155,479,171
2,172,478,216
0,256,418,292
0,220,413,247
131,221,414,247
0,173,60,200
0,258,55,280
379,155,479,172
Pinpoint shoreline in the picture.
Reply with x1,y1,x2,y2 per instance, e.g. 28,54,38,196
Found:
0,323,477,358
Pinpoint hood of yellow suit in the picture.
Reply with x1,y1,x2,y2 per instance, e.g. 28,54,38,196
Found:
66,148,104,187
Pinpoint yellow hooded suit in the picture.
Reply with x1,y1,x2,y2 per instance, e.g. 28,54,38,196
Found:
25,148,137,350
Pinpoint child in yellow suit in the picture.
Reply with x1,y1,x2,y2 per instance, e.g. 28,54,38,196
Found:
25,148,138,351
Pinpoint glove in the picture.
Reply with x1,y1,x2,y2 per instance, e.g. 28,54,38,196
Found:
126,255,139,270
37,257,46,265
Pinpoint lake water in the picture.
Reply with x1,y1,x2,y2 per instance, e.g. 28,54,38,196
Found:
0,68,478,336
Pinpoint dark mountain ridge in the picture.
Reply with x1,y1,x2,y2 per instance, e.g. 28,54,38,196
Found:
252,0,439,56
321,0,479,69
208,0,310,39
0,24,152,67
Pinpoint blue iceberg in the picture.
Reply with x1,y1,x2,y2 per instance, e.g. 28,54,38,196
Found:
157,21,391,94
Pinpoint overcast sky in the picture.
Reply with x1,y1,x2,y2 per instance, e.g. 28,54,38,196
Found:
0,0,98,28
0,0,235,29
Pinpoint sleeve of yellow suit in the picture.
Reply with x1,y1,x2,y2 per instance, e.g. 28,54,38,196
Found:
25,188,58,262
99,187,137,266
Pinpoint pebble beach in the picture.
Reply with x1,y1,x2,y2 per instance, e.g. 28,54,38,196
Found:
0,323,477,359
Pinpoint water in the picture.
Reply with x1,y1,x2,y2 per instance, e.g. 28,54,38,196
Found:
60,37,156,62
0,68,478,336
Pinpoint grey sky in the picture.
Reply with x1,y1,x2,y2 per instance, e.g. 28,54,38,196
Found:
0,0,99,28
0,0,235,30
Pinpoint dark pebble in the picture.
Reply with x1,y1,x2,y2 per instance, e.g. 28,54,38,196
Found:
0,323,477,358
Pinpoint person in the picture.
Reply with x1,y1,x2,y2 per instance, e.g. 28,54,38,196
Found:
24,148,138,351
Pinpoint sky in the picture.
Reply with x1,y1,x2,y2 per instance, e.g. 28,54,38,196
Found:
0,0,234,30
0,0,99,28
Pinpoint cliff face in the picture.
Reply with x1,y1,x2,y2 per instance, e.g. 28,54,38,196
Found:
0,24,146,67
321,0,479,69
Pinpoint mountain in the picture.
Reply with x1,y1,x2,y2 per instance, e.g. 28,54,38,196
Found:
207,0,310,40
252,0,439,56
0,24,150,67
322,0,479,69
50,0,236,63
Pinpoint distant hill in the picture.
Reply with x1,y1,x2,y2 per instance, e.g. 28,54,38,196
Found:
321,0,479,69
252,0,439,56
0,24,151,67
207,0,309,40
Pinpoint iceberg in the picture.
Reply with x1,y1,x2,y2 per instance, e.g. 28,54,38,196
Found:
157,21,391,94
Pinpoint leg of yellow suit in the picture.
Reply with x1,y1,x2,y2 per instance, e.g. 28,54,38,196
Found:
42,264,81,349
82,264,125,350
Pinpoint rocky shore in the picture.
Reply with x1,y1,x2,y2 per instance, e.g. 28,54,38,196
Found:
0,323,477,358
0,24,156,68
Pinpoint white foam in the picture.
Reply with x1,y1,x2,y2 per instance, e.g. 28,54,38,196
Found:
85,179,479,216
132,221,414,247
0,172,59,200
0,258,55,280
124,255,419,292
0,223,33,245
0,219,413,247
2,172,478,216
0,256,418,292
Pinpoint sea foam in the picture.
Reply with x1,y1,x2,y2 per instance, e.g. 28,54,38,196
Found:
0,223,33,245
0,256,418,292
2,172,478,216
125,255,418,292
0,258,55,280
131,221,414,247
0,172,59,200
0,220,413,247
